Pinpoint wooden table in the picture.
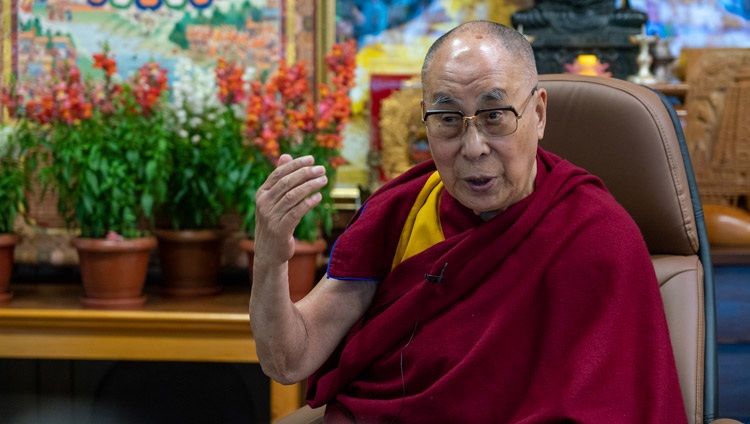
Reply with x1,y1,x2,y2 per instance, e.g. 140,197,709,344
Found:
0,283,302,422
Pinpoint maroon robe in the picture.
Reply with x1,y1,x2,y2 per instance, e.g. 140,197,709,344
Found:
309,147,687,423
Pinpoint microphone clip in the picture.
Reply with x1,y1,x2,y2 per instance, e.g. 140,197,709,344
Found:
424,262,448,283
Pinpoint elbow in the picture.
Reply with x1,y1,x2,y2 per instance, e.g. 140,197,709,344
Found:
259,360,307,385
256,344,309,384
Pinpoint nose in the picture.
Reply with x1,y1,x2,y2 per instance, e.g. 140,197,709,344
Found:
460,118,490,159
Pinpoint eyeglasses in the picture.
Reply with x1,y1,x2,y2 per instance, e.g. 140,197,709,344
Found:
422,87,538,139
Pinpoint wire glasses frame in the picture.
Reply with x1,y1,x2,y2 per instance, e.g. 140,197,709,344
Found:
421,87,538,139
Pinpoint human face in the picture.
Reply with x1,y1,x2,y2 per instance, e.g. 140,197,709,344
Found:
421,36,547,215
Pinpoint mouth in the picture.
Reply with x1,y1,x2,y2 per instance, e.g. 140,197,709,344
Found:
464,176,495,190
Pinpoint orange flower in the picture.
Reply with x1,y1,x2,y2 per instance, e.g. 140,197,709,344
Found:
92,52,117,77
133,62,169,115
215,58,247,106
244,41,355,165
237,40,358,241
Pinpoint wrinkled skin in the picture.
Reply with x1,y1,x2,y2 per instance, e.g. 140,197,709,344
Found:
421,35,547,216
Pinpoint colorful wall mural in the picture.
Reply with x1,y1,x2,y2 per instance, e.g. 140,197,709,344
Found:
4,0,296,86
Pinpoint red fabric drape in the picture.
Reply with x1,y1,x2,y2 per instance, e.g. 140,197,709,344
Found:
313,148,687,424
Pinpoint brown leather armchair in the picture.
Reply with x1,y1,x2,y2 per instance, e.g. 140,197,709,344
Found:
539,74,739,424
276,75,741,424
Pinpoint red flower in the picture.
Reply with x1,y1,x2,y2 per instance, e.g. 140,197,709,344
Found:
92,52,117,77
215,58,247,106
133,62,169,115
243,41,356,169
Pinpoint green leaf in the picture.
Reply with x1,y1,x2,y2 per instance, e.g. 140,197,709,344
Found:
85,171,100,195
83,194,94,214
142,193,154,217
146,160,157,181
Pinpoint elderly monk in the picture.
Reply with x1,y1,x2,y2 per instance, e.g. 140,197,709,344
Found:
250,20,687,423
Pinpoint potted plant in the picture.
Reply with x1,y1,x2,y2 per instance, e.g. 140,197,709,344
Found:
3,46,172,308
0,125,30,303
154,58,250,297
237,40,357,301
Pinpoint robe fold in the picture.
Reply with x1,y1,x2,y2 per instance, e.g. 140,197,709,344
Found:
310,147,687,423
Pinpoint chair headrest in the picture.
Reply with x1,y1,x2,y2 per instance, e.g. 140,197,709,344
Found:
539,74,698,255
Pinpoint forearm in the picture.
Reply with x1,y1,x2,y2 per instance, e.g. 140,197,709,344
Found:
248,154,375,383
250,260,378,385
250,261,314,385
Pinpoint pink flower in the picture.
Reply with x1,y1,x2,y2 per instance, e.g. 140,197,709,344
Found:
105,231,125,241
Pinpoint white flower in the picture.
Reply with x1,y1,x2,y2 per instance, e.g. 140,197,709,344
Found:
231,103,245,120
175,109,188,125
0,126,15,158
189,116,203,128
170,57,221,118
168,57,241,144
188,99,204,115
242,66,257,92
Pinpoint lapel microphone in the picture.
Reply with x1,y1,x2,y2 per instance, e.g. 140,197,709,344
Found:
424,262,448,283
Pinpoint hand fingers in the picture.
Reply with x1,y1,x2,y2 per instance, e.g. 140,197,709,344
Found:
261,156,327,205
261,155,314,191
255,155,328,238
277,154,293,167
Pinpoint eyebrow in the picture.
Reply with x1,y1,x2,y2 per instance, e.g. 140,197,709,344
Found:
428,92,457,106
426,88,509,107
480,88,508,103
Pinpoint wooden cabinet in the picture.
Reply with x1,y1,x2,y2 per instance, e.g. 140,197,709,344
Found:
0,283,302,422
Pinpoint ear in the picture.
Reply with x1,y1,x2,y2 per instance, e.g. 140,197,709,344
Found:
534,88,548,141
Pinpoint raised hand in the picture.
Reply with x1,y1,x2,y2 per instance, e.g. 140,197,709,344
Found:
253,154,328,265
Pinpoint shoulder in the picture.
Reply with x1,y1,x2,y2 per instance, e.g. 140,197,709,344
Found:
327,161,437,280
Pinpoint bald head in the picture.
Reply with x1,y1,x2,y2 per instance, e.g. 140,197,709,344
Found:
421,21,537,88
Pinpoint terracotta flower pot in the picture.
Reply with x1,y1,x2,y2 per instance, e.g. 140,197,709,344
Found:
155,229,223,297
0,233,20,304
238,238,326,302
72,236,157,309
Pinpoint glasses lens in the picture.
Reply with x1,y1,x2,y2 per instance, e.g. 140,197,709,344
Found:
477,109,517,137
425,112,464,138
424,108,520,138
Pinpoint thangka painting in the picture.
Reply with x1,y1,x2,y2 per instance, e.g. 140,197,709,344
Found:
7,0,315,85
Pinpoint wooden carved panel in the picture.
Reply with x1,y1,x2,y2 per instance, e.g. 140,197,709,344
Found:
684,48,750,204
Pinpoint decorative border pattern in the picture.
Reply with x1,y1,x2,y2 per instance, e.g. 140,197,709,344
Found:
1,0,18,123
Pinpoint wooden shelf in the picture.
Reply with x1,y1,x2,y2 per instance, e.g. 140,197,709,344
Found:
0,283,302,421
647,82,689,98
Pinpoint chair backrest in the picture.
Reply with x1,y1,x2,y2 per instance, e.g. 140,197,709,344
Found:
538,74,718,424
